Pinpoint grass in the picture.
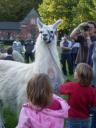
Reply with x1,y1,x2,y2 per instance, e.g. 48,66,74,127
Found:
4,108,17,128
4,106,67,128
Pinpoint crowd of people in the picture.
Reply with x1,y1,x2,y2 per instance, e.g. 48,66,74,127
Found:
0,21,96,128
60,35,80,75
0,35,35,63
60,21,96,77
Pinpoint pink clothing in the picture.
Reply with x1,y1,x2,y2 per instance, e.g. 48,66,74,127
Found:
17,94,69,128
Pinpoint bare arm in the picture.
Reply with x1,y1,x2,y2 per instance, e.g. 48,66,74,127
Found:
70,22,88,40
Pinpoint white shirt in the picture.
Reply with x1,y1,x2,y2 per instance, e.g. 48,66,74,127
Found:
60,40,72,48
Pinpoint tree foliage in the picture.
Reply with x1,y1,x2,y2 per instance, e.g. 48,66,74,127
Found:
0,0,96,33
0,0,42,21
38,0,79,30
38,0,96,32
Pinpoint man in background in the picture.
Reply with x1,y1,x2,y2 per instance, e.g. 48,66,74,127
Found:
24,39,35,63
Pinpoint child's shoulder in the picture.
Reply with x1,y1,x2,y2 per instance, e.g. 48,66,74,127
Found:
22,103,36,110
22,103,32,109
61,81,78,86
22,103,42,111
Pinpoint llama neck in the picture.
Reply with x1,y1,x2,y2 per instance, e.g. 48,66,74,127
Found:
34,36,64,88
35,36,61,70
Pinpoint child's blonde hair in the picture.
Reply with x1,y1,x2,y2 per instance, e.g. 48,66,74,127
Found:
27,73,53,108
75,63,93,86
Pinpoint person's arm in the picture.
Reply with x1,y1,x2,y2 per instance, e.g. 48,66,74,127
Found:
53,94,70,118
70,22,88,40
16,107,32,128
70,27,80,40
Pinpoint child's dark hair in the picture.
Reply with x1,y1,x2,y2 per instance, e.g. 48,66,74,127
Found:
27,73,53,108
7,47,13,55
83,25,90,31
87,21,96,28
75,63,93,86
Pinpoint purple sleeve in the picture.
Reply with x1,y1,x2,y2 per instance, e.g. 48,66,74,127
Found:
17,107,32,128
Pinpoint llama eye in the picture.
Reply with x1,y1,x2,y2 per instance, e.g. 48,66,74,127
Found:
50,31,53,33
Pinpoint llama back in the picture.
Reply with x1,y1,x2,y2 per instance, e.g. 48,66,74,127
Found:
0,60,36,110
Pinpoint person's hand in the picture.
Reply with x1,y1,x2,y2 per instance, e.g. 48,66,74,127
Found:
83,31,90,37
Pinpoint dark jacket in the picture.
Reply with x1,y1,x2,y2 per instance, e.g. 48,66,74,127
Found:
25,40,34,53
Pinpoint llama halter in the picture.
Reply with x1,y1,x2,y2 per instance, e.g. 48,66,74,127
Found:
39,28,55,44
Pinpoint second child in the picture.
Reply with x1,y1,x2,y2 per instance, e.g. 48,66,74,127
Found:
59,63,96,128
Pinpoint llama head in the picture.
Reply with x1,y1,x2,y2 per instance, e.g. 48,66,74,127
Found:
37,18,62,44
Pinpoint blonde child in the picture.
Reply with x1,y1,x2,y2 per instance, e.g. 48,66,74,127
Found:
17,73,69,128
59,63,96,128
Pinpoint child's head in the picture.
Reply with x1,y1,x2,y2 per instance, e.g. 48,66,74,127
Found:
7,47,13,55
74,63,93,86
27,73,53,108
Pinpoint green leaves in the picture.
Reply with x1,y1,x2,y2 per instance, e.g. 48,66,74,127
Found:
0,0,95,32
0,0,42,21
38,0,96,31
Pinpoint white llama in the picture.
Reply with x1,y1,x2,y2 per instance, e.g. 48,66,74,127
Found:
0,19,64,127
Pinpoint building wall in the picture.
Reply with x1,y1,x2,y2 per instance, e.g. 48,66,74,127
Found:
0,30,19,41
0,13,39,42
19,18,39,41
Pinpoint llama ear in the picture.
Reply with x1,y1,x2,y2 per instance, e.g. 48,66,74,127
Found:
53,19,62,29
37,18,43,29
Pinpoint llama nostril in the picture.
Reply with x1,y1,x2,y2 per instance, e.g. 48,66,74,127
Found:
43,34,48,41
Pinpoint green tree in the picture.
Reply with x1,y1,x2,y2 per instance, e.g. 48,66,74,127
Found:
38,0,96,32
73,0,95,24
38,0,79,31
89,0,96,20
0,0,42,21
